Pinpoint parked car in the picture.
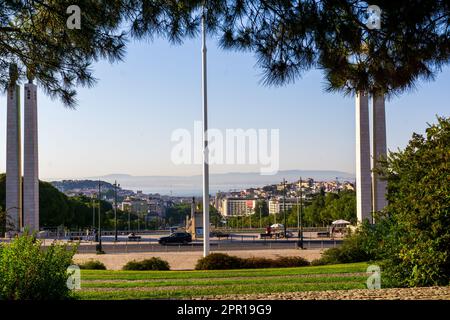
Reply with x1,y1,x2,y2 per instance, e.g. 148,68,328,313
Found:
285,231,294,238
317,231,330,238
158,232,192,245
273,231,294,239
210,231,230,239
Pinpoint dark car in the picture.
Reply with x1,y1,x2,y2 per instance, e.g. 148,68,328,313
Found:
158,232,192,245
210,231,230,239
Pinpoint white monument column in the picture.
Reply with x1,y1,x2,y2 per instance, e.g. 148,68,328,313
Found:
372,94,387,213
355,91,373,223
5,65,22,232
23,80,39,232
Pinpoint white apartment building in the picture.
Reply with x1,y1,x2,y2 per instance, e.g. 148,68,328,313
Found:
269,198,299,215
220,198,256,217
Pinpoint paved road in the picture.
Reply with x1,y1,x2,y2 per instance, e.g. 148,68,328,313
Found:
75,239,343,254
1,232,343,254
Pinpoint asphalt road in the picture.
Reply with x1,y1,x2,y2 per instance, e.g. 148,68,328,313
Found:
75,239,343,254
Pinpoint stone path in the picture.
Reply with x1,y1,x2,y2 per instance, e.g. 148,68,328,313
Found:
196,286,450,300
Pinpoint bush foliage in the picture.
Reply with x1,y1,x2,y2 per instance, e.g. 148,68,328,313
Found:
317,117,450,288
195,253,242,270
0,233,77,300
315,220,388,265
122,258,170,271
195,253,310,270
376,117,450,287
79,260,107,270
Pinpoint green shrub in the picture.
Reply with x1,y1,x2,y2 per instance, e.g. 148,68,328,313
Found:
0,233,77,300
310,259,327,266
240,257,273,269
195,253,243,270
374,117,450,287
242,256,310,268
272,256,310,267
379,225,450,288
314,221,386,265
122,258,170,271
79,260,106,270
195,253,310,270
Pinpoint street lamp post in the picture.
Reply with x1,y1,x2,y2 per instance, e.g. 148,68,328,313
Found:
91,194,95,230
97,180,102,253
138,211,140,233
297,192,300,230
259,205,262,229
300,195,304,249
298,177,304,249
114,181,119,242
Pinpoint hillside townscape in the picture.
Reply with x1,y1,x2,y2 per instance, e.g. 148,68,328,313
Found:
0,1,449,307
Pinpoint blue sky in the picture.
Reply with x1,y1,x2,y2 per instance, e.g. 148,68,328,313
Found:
1,36,449,180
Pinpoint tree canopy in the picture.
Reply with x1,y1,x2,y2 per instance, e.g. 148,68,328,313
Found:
2,1,449,105
1,0,127,106
217,1,450,96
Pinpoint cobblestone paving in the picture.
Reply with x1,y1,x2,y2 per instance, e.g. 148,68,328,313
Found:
196,286,450,300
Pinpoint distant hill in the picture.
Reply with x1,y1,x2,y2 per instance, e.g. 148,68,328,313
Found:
50,179,115,192
0,174,112,229
86,170,355,196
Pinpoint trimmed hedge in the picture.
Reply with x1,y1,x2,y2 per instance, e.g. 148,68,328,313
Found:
195,253,310,270
122,258,170,271
79,260,106,270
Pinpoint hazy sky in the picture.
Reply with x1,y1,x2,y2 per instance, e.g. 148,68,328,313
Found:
1,36,449,180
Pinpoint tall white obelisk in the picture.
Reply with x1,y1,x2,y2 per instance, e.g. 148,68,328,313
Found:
23,76,39,232
5,64,22,232
372,94,387,214
355,91,373,223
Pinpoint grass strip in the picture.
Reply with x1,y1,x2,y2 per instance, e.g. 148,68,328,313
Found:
77,282,367,300
81,275,366,289
81,263,369,281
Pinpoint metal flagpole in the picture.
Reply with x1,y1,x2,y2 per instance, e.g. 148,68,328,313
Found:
283,179,287,238
202,7,210,257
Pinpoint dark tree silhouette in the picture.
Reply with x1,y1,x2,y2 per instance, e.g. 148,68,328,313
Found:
0,0,126,107
217,1,450,96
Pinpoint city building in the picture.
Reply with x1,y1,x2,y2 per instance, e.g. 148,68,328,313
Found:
120,197,149,214
220,198,256,217
268,198,299,215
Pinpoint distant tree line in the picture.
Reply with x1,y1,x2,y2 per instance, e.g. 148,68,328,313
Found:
0,174,120,233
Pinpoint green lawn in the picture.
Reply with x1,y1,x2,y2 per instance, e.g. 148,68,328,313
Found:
77,262,369,300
